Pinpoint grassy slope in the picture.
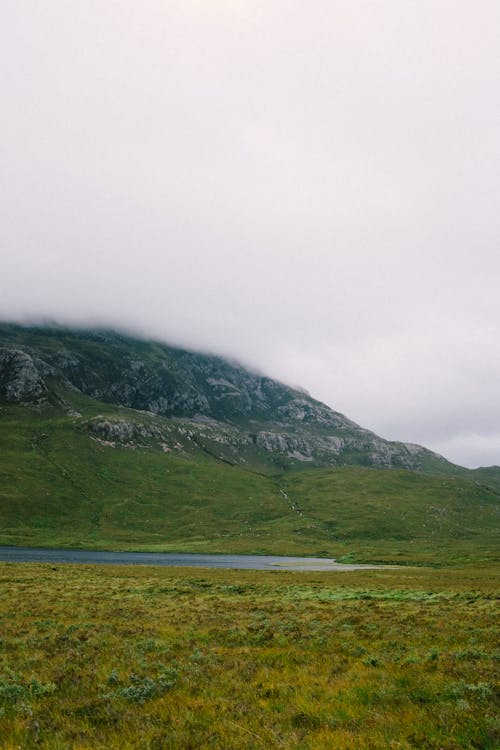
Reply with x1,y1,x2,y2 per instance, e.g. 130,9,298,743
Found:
283,468,499,564
1,399,498,564
471,466,500,493
0,406,288,552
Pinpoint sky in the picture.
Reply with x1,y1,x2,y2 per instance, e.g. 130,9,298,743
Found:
1,1,499,468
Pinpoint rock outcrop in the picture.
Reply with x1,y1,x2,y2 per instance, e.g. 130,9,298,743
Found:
0,348,47,403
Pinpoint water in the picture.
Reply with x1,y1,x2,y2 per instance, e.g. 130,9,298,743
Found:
0,546,380,571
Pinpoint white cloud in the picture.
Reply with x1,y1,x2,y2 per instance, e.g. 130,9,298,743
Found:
426,433,500,470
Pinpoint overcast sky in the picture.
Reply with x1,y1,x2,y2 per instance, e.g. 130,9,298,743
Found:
1,1,499,468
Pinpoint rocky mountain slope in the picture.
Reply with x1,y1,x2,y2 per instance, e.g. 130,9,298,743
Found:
0,322,455,472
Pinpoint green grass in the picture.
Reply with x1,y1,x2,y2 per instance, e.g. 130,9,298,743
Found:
0,405,498,564
0,408,287,551
0,563,498,749
282,467,500,564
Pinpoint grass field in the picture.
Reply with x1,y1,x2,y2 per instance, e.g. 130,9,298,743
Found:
0,562,498,749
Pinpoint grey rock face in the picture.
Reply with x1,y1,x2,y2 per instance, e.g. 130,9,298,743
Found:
255,431,313,459
88,418,170,443
0,348,47,403
275,397,356,429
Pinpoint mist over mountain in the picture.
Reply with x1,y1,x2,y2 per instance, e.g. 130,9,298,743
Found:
2,2,500,469
0,322,458,473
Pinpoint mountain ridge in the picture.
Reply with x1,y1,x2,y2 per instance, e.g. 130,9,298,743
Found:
0,322,456,473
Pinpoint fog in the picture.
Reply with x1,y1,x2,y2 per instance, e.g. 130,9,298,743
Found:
1,1,499,467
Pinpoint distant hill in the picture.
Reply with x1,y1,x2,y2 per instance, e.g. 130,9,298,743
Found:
0,322,497,564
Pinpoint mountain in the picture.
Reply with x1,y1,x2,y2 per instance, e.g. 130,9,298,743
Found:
0,322,498,564
0,322,455,472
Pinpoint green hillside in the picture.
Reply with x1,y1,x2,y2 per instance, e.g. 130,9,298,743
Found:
0,400,497,565
282,468,499,564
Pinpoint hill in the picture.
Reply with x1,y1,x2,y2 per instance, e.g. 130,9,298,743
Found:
0,322,498,564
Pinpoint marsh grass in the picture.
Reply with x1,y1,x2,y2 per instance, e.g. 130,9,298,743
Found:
0,563,498,748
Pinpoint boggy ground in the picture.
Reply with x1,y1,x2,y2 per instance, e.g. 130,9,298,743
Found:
0,563,498,749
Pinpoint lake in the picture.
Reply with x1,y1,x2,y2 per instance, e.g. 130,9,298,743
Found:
0,546,381,571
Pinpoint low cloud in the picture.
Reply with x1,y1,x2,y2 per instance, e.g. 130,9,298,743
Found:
1,1,498,467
